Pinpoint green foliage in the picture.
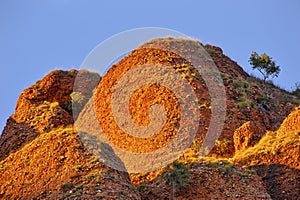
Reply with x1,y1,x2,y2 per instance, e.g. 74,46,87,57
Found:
61,99,72,113
60,182,74,192
61,183,84,199
257,96,269,104
246,169,257,175
61,192,71,199
118,191,125,199
93,186,102,191
235,97,253,108
204,44,222,56
137,183,147,191
292,82,300,97
205,48,219,55
162,161,191,188
210,162,220,168
96,195,104,199
190,162,201,168
232,79,251,94
73,188,83,196
218,163,234,175
232,79,254,108
249,51,280,82
210,161,234,175
235,170,249,178
235,169,256,179
75,183,85,190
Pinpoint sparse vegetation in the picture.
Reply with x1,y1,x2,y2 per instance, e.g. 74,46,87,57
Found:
232,78,254,108
191,138,202,154
190,161,201,168
235,171,249,178
210,161,234,175
162,161,191,200
218,162,234,175
214,138,233,155
60,182,74,192
137,183,148,191
257,96,269,104
204,44,222,56
292,82,300,97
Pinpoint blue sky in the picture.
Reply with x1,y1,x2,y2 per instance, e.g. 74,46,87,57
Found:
0,0,299,132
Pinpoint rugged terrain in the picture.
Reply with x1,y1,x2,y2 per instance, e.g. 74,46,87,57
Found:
0,38,299,199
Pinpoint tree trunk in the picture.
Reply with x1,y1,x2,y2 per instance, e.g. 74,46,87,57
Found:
263,75,267,83
172,180,175,200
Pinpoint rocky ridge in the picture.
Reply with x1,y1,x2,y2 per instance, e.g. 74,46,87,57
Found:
0,38,299,199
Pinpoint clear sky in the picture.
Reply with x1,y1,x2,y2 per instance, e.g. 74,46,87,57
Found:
0,0,299,133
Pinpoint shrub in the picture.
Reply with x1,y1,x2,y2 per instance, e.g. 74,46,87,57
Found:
218,163,234,175
60,182,74,192
232,79,254,108
292,82,300,97
137,183,147,191
257,96,269,104
162,161,191,199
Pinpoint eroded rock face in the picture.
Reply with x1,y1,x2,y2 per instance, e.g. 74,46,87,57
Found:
0,70,100,161
277,106,300,134
0,128,141,200
14,70,77,126
233,121,266,152
0,69,138,199
0,70,77,160
138,38,299,157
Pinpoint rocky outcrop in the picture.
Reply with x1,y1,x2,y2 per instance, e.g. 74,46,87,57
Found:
0,70,77,161
233,121,266,152
0,127,140,200
0,70,100,161
277,106,300,134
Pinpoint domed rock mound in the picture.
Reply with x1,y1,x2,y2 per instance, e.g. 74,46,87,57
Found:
94,45,211,154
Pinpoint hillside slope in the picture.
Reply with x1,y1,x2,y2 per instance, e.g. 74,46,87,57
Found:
0,127,140,199
0,38,299,199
